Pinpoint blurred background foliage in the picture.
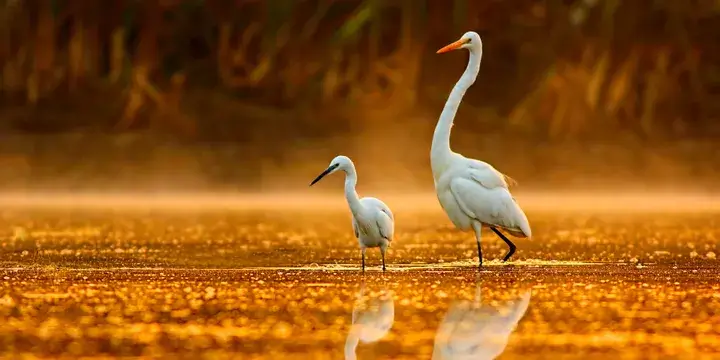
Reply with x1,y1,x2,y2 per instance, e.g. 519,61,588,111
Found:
1,0,718,139
0,0,719,190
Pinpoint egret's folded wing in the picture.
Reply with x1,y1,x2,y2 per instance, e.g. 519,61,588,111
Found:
379,205,394,221
376,212,394,241
362,197,395,221
449,178,518,229
360,197,395,240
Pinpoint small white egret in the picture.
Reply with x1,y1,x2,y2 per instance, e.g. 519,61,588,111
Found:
431,31,532,266
310,155,395,271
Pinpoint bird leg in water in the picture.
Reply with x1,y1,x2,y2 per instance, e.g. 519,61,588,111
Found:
490,227,516,262
472,222,483,267
361,248,366,271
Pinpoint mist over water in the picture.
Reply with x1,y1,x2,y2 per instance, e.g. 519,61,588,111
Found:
1,191,718,213
2,110,719,194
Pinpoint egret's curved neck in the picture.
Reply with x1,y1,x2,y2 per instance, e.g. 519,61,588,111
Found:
344,166,363,214
431,48,482,168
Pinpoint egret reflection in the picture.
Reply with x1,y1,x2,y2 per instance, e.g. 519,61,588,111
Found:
432,280,531,360
344,279,395,360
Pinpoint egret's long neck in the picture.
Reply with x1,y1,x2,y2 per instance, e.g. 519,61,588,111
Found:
344,167,363,215
431,49,482,169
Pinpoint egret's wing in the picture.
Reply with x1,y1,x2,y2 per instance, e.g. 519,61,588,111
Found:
467,159,517,188
379,204,394,221
376,204,394,241
360,197,395,241
361,197,394,220
449,177,528,235
376,210,394,241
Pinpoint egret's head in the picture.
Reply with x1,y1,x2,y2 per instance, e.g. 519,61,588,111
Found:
436,31,482,54
310,155,354,186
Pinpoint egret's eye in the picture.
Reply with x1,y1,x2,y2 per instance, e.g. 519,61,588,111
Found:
466,38,472,44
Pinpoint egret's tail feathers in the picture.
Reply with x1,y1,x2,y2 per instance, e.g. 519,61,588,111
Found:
510,193,531,238
509,205,532,238
505,227,530,238
518,215,532,238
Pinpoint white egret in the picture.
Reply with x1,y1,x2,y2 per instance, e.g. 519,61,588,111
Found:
310,155,395,271
431,31,531,266
344,281,395,359
432,283,531,360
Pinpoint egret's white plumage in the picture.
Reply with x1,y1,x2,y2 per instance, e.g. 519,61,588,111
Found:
310,155,394,271
344,282,394,360
432,284,531,360
432,31,531,266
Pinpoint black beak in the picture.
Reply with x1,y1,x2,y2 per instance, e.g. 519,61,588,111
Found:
310,164,338,186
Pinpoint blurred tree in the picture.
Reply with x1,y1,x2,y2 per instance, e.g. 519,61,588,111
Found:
28,0,57,103
0,0,717,141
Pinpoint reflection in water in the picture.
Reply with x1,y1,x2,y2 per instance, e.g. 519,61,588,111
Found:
344,279,395,360
432,281,531,360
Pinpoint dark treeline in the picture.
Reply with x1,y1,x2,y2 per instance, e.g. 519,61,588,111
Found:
0,0,717,140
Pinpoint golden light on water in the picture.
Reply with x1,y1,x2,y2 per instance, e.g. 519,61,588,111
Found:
0,194,719,358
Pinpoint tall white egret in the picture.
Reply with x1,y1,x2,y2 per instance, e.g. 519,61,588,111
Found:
310,155,395,271
431,31,531,266
344,280,395,359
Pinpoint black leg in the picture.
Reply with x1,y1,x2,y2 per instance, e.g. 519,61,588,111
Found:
477,239,483,267
491,227,516,262
472,222,483,268
381,250,386,272
362,250,366,271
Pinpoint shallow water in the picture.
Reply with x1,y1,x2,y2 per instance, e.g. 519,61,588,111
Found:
0,207,719,359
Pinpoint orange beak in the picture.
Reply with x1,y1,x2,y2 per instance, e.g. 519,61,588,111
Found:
436,38,469,54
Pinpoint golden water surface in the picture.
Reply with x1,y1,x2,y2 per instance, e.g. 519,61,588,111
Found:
0,195,719,359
